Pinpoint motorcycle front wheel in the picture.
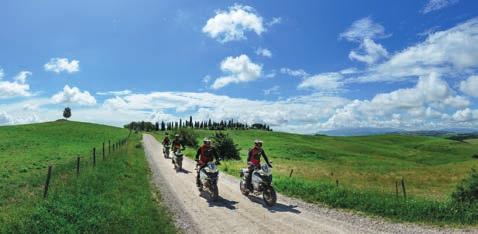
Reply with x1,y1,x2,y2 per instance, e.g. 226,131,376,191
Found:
239,180,249,196
209,183,219,201
263,186,277,207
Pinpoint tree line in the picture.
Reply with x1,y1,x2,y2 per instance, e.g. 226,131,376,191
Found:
123,116,272,132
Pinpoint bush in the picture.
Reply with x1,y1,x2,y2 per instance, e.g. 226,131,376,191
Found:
174,128,198,147
212,132,240,160
473,154,478,159
452,168,478,203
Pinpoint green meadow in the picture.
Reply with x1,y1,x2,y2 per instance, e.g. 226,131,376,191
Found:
154,129,478,225
0,121,175,233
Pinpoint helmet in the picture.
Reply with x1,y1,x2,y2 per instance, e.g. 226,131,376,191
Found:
203,137,211,145
254,139,263,147
175,134,180,137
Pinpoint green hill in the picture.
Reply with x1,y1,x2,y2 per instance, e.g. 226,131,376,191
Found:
0,121,175,233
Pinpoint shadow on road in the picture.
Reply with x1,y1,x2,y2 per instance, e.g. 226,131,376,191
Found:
177,168,191,174
247,195,301,214
199,192,238,210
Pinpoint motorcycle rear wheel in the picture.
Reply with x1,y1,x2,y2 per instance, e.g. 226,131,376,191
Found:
263,186,277,207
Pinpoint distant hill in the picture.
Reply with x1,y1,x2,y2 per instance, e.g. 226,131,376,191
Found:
318,127,478,137
317,127,401,136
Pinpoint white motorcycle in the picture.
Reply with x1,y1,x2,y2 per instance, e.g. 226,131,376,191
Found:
240,163,277,206
198,161,220,201
172,148,184,171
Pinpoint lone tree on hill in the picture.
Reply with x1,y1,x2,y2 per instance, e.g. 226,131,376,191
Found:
63,107,71,120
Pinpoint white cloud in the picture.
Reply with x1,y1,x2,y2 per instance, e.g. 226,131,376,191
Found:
459,75,478,97
202,4,264,43
422,0,458,14
0,111,11,124
256,47,272,58
211,54,262,89
355,17,478,82
348,38,388,65
298,73,344,92
263,85,280,95
267,17,282,26
44,58,80,74
340,17,387,42
0,71,31,99
452,108,478,122
51,85,96,106
280,68,309,77
322,73,469,129
96,90,132,96
13,71,32,83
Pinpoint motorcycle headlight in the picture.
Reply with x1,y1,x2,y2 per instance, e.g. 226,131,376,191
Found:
261,164,272,176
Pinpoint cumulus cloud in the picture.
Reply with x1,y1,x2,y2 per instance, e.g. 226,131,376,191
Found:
202,4,264,43
13,71,32,83
348,38,388,65
0,111,11,124
459,75,478,97
51,85,96,105
322,73,469,129
340,17,387,42
211,55,262,89
421,0,458,14
452,108,478,122
0,70,31,99
255,47,272,58
355,17,478,82
44,58,80,73
96,90,132,96
341,17,389,65
298,73,344,92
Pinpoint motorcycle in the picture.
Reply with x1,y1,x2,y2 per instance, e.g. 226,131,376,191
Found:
240,163,277,206
163,144,170,158
172,148,184,171
198,161,220,201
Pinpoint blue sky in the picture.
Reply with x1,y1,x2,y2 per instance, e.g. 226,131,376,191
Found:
1,0,478,133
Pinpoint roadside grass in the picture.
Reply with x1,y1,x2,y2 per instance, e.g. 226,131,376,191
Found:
0,121,176,233
153,129,478,225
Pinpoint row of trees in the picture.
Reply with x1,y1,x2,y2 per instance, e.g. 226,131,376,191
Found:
124,116,272,132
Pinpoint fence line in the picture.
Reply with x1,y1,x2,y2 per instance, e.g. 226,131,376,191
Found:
42,137,129,199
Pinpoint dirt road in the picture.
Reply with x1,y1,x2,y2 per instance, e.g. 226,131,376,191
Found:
143,134,470,234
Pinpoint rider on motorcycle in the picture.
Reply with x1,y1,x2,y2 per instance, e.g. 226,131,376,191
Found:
162,133,171,145
195,137,219,187
172,134,184,164
245,139,272,191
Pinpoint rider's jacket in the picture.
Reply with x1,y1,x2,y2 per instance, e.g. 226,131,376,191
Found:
162,137,170,145
247,147,270,166
172,139,182,150
195,145,218,166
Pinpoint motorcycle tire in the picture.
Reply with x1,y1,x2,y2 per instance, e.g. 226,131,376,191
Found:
263,186,277,207
209,183,219,201
239,180,249,196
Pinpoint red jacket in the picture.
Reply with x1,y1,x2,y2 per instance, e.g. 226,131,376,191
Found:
247,147,271,166
195,145,218,166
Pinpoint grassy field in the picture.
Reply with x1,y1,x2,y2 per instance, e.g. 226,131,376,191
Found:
153,129,478,225
0,121,176,233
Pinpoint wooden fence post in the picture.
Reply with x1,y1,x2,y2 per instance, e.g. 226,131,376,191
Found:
93,147,96,167
289,169,294,178
336,179,339,187
395,181,399,199
43,166,52,198
401,177,407,200
76,156,80,176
